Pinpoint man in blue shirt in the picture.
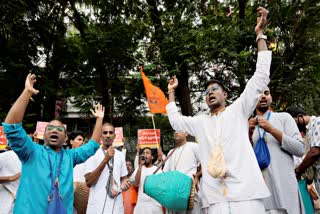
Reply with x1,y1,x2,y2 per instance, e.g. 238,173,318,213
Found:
2,73,105,213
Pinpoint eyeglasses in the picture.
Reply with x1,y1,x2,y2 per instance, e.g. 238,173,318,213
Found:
203,85,218,96
103,131,114,135
46,125,64,132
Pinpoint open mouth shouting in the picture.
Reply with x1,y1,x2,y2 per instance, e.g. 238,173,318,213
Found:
49,134,60,144
259,99,267,106
208,95,217,104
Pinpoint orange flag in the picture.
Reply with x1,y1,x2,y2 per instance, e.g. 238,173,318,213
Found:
140,66,168,114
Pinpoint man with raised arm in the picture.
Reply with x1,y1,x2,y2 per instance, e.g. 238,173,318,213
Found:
166,7,271,213
2,73,105,213
85,122,130,214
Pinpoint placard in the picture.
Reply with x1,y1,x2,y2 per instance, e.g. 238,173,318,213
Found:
137,129,160,149
0,126,7,150
112,127,124,147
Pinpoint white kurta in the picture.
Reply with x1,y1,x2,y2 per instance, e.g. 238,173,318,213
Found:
163,142,200,178
85,149,128,214
73,162,86,183
166,51,272,207
252,112,305,214
131,165,163,214
163,142,201,214
0,150,21,214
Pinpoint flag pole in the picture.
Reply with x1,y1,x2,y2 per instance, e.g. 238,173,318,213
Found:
151,114,160,149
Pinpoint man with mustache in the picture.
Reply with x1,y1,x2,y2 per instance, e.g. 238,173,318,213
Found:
249,88,304,214
287,106,320,195
131,147,163,214
85,123,130,214
2,73,105,213
166,7,272,213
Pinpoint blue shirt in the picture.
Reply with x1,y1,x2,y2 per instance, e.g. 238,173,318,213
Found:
2,123,100,214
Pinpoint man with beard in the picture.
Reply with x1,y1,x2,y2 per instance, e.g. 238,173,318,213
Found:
131,147,163,214
85,123,130,214
163,131,201,214
249,88,305,214
2,73,105,213
287,106,320,195
166,7,272,213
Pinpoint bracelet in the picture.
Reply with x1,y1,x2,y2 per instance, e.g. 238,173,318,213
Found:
168,90,175,94
256,34,267,42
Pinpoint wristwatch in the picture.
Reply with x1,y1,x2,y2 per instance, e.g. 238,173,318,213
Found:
256,34,267,42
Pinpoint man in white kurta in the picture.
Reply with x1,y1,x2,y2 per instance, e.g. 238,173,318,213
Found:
85,123,128,214
85,148,127,213
250,88,305,214
0,150,21,214
166,7,271,214
131,147,163,214
163,131,201,214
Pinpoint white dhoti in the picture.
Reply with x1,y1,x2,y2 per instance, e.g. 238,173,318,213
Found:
202,199,266,214
134,202,163,214
266,209,287,214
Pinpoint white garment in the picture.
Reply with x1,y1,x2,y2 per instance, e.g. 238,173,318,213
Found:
73,162,86,183
131,165,162,214
203,199,266,214
163,142,200,178
166,51,272,204
163,142,201,214
266,210,287,214
0,150,21,214
85,149,128,214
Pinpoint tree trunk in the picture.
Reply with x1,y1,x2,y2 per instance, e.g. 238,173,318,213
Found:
176,63,193,116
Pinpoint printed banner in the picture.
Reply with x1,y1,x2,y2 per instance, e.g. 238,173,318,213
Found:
36,121,49,139
137,129,160,149
0,126,7,150
113,127,124,147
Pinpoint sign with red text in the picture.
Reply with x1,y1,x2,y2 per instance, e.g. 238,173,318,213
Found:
137,129,160,149
36,122,49,139
113,127,124,147
0,126,7,150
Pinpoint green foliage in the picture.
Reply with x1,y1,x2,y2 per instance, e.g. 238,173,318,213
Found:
0,0,320,150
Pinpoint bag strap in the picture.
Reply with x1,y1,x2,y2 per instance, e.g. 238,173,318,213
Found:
153,148,176,174
258,111,271,139
47,150,64,185
101,148,114,173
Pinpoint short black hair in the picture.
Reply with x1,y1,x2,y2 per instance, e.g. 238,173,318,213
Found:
205,79,226,92
69,130,85,141
126,159,133,166
141,147,153,153
286,106,307,118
